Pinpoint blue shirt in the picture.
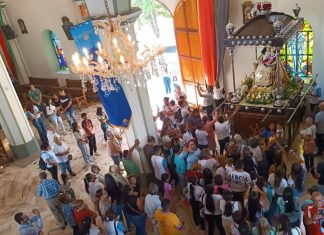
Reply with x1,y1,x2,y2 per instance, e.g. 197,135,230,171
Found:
61,203,77,227
37,179,61,200
18,215,42,235
41,151,57,168
174,153,186,174
277,196,301,223
186,149,201,170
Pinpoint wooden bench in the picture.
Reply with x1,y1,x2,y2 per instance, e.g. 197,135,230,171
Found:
66,79,98,102
29,77,60,87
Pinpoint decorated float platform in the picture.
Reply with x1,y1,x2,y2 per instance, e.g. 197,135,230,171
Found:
222,2,315,145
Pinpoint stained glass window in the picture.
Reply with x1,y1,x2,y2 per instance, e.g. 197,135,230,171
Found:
49,31,69,71
280,21,313,78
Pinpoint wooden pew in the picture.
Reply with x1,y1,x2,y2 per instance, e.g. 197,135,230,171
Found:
66,79,98,102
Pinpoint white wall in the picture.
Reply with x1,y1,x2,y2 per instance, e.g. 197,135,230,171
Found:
3,0,82,82
223,0,324,95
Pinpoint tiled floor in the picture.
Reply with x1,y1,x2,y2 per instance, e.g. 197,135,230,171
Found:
0,103,321,235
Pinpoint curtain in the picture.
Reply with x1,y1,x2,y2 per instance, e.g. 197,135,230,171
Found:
214,0,229,81
198,0,216,86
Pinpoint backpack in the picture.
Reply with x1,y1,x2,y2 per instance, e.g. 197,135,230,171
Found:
39,152,47,170
175,108,183,123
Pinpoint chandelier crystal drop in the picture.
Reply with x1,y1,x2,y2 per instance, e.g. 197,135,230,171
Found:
71,3,164,93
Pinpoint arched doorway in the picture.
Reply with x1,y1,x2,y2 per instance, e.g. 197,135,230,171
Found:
174,0,203,105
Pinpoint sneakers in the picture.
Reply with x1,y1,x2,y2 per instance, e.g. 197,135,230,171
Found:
95,152,101,156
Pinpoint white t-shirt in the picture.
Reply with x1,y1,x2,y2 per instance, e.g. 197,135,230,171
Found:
268,173,288,196
250,146,262,163
88,181,104,203
228,170,251,192
151,155,166,180
215,121,231,140
195,129,209,145
180,108,190,123
185,184,205,201
183,131,193,144
198,159,218,176
213,86,224,100
220,200,240,220
215,167,226,179
144,194,162,219
104,220,125,235
52,142,69,163
46,104,56,116
47,131,56,149
201,194,223,215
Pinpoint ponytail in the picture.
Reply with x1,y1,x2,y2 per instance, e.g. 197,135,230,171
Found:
205,185,215,213
189,183,195,203
84,173,91,194
223,191,234,217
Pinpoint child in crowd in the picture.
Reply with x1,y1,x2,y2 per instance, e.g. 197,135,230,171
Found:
303,134,316,171
72,122,92,167
276,123,284,139
103,209,126,235
91,164,105,185
61,173,76,200
162,173,173,201
81,113,100,158
60,194,79,234
96,107,110,142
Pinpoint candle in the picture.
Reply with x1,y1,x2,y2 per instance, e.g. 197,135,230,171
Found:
120,55,125,64
98,55,103,64
82,57,89,67
127,34,132,41
72,53,81,67
113,38,118,47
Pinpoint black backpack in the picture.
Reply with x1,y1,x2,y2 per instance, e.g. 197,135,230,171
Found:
39,152,47,170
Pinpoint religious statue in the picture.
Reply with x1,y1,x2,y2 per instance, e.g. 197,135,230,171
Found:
254,46,276,87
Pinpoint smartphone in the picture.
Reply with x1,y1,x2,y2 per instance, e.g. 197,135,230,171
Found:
318,208,323,216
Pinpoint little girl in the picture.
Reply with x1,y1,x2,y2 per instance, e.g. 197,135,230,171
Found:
161,173,173,200
72,122,92,167
61,173,76,200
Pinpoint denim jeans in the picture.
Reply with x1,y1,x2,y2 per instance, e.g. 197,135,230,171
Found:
218,137,230,155
32,118,48,144
78,142,91,166
48,113,65,134
88,134,97,156
47,165,59,182
64,109,77,129
304,153,314,170
101,125,108,142
124,212,147,235
58,160,73,174
163,76,171,94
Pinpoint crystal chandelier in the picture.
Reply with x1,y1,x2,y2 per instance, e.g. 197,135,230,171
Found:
70,0,164,94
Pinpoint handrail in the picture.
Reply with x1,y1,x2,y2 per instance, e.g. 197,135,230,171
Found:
261,110,272,123
286,75,318,124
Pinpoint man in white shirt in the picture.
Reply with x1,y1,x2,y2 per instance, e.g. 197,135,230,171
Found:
213,80,225,111
151,145,168,181
227,159,251,206
197,83,214,121
52,135,76,176
46,124,56,149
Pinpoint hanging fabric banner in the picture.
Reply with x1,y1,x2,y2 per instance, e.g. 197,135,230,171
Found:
198,0,217,85
70,20,132,128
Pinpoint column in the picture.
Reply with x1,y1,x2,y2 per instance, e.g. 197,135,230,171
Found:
119,9,158,175
2,7,30,84
0,55,39,159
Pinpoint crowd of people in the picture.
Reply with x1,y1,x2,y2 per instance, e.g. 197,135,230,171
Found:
14,82,324,235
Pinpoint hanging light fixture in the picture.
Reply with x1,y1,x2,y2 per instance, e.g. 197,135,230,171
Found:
70,0,164,93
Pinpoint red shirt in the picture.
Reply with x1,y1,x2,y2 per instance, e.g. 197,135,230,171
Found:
81,119,94,136
73,208,96,226
304,203,324,235
185,170,202,181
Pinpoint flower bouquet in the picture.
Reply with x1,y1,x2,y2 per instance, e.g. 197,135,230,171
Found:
245,87,273,104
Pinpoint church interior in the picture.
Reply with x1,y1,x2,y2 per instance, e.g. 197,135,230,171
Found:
1,0,324,234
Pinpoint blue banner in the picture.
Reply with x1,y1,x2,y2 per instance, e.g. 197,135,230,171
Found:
69,20,132,128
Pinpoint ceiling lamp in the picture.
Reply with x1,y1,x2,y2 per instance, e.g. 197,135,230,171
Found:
70,0,164,94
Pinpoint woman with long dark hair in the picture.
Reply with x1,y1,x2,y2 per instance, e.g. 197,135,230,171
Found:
104,174,122,204
214,174,230,195
201,184,225,235
246,190,263,226
288,162,306,196
277,187,301,228
200,168,214,187
268,165,287,197
186,175,205,230
220,191,240,235
276,214,301,235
